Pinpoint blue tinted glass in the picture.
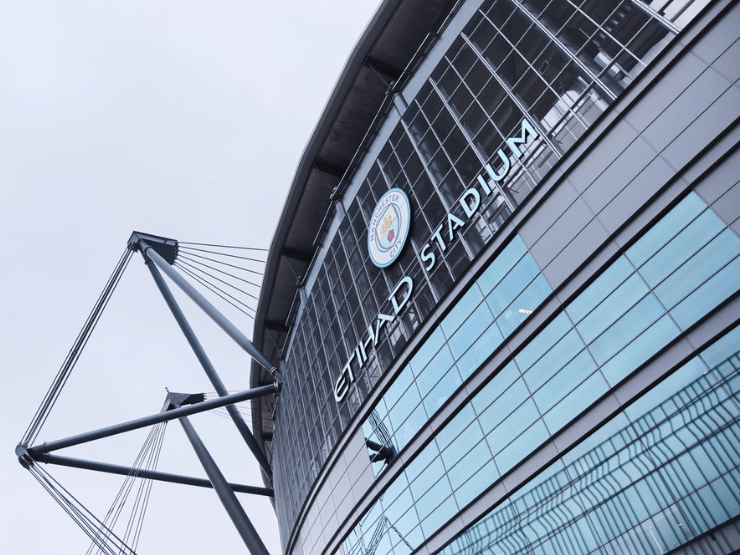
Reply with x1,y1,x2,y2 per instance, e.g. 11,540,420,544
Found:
409,327,446,375
670,253,740,329
533,349,597,412
700,326,740,373
524,328,585,392
638,209,724,287
543,371,609,433
415,344,455,394
456,322,504,379
626,193,706,268
441,421,485,469
515,311,573,372
566,256,633,324
448,441,492,489
441,283,484,337
600,314,680,386
497,273,551,337
486,398,539,455
388,381,421,432
471,360,519,415
454,458,499,508
384,366,415,414
435,404,476,452
478,377,530,434
654,228,740,309
448,301,494,359
576,273,648,344
486,255,540,317
419,495,457,537
478,235,527,295
416,478,453,521
494,419,549,474
423,364,462,414
588,293,664,364
396,403,427,447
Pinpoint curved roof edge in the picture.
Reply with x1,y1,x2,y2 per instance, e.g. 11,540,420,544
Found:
250,0,462,465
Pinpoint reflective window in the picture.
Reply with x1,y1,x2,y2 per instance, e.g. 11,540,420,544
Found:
363,236,551,476
341,194,740,555
440,325,740,555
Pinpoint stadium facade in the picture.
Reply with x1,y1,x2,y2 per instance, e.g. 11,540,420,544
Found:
250,1,740,554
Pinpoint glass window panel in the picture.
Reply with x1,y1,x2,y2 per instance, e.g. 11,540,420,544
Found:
601,314,680,385
454,458,499,508
699,326,740,373
416,478,454,521
472,360,520,415
654,229,740,309
543,371,609,433
576,273,648,344
441,284,484,336
388,381,421,433
436,405,477,452
638,209,725,287
409,456,446,501
420,495,458,537
409,327,446,375
566,256,633,324
441,421,485,470
524,328,585,392
423,365,462,414
497,273,551,337
448,441,492,490
457,317,505,379
415,341,455,394
670,254,740,330
486,254,540,316
468,14,497,51
486,397,540,455
495,419,549,473
533,349,596,412
449,302,495,359
588,293,665,365
479,377,531,435
626,193,707,268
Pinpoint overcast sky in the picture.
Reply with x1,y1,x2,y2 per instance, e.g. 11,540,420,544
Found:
0,1,382,553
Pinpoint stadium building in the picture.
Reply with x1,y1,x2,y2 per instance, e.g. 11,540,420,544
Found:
250,0,740,554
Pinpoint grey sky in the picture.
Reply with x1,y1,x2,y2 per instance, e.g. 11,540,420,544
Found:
0,1,381,553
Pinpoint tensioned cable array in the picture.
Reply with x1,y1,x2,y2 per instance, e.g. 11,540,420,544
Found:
86,418,168,555
174,242,268,321
21,247,134,447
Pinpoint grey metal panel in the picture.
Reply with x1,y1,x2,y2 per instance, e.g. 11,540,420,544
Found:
691,0,740,64
643,68,731,153
713,37,740,82
582,136,658,214
540,218,609,290
519,179,580,249
529,197,596,269
693,146,740,203
662,84,740,169
567,120,638,193
597,156,676,234
712,181,740,226
624,53,707,132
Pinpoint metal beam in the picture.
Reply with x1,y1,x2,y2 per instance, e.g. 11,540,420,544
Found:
143,253,274,480
138,240,282,381
30,453,274,497
27,384,278,455
177,408,270,555
364,56,404,81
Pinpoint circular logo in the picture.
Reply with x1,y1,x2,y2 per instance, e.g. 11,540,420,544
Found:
368,188,411,268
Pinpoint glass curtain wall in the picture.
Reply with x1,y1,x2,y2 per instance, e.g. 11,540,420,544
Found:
273,0,689,540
